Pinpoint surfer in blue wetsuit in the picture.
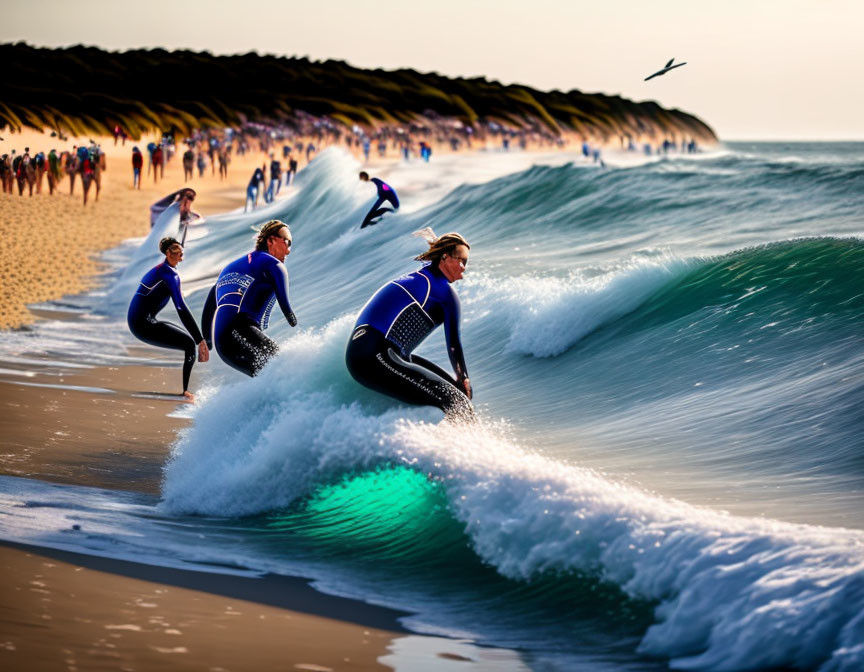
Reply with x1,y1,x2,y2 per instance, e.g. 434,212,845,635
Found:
200,220,297,377
127,237,209,401
346,229,474,420
359,171,399,228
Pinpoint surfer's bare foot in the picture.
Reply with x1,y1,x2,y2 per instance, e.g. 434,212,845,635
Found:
182,391,195,403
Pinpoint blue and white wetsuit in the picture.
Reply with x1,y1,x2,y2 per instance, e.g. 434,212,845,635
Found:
201,250,297,376
127,262,203,392
346,264,472,417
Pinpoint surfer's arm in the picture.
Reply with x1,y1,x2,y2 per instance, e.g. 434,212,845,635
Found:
271,262,297,327
200,284,217,349
443,291,471,398
166,272,204,344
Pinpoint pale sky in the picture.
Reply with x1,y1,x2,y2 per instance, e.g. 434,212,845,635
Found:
5,0,864,140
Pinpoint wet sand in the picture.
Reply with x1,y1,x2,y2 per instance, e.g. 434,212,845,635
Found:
0,541,404,672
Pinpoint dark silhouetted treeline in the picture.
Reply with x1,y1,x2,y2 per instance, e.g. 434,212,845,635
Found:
0,43,716,143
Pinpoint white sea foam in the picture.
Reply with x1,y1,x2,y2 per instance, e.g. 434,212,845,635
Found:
464,254,692,358
157,314,864,672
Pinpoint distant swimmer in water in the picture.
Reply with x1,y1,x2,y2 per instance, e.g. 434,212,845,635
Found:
200,220,297,377
346,228,474,420
359,171,399,228
127,237,209,402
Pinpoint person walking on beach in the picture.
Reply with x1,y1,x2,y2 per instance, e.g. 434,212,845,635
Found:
65,148,78,195
182,147,195,182
359,171,399,228
78,146,96,206
196,151,206,177
199,220,297,377
0,153,12,194
127,236,209,402
265,155,281,203
47,149,61,195
345,229,474,420
21,148,35,197
132,147,143,189
152,145,163,184
286,156,298,186
92,144,105,202
33,151,46,193
245,167,265,212
0,154,9,194
218,145,230,180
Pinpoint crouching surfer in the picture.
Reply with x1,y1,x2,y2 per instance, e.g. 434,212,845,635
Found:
127,237,209,401
201,220,297,376
346,228,474,420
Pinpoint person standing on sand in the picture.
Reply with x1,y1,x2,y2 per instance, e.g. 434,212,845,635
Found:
33,151,46,193
245,167,265,212
78,146,96,206
218,146,229,180
47,149,61,195
12,151,25,196
21,148,35,197
196,151,206,177
182,147,194,181
152,145,163,184
65,147,78,195
0,154,11,194
127,236,209,402
91,144,104,202
132,147,143,189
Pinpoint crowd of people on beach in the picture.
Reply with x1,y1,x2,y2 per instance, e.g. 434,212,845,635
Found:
3,110,702,213
0,140,106,204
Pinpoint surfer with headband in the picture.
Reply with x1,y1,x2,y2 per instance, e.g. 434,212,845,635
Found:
346,227,474,419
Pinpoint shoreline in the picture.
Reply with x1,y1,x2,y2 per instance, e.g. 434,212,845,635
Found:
0,138,534,670
0,540,406,672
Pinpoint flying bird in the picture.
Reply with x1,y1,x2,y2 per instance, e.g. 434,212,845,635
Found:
644,58,687,81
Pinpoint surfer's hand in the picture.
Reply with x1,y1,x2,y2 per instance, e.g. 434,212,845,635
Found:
198,340,210,363
460,377,472,400
287,310,298,327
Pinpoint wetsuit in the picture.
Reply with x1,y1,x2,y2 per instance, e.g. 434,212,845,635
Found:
346,265,472,417
246,168,264,211
127,263,203,392
201,250,296,377
361,177,400,228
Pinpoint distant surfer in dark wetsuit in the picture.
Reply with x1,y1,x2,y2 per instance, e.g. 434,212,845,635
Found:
346,228,474,420
127,237,209,401
245,167,265,212
200,220,297,377
359,171,399,228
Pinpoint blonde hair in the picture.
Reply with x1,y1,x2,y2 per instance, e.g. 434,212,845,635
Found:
256,220,290,251
414,230,470,265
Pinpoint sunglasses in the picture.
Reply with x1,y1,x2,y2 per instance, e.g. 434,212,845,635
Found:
447,254,468,268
